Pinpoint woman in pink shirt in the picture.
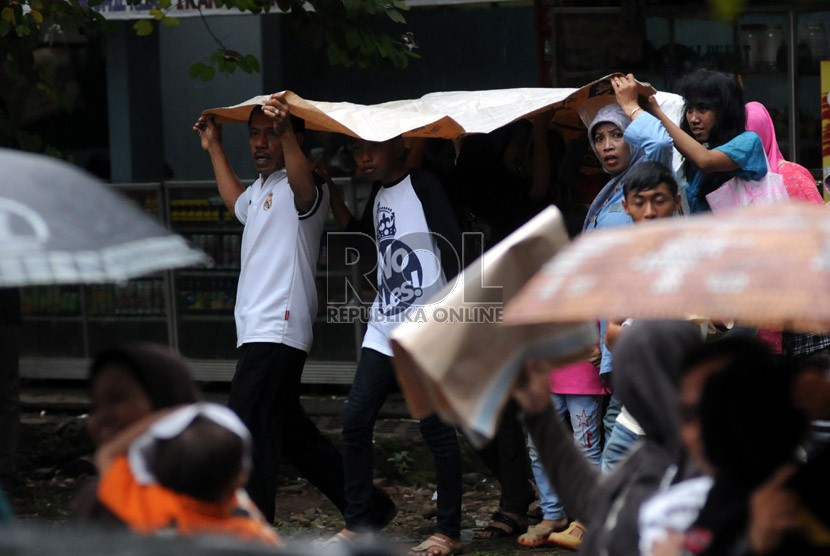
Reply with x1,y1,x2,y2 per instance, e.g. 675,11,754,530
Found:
519,347,606,549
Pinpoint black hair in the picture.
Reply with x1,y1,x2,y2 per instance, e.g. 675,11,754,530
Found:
679,69,746,148
248,104,305,135
683,336,807,488
150,416,244,503
89,343,199,412
678,69,746,200
622,161,678,198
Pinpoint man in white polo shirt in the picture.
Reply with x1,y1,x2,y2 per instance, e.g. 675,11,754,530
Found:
191,94,382,525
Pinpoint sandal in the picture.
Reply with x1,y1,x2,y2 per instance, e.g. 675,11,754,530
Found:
311,530,370,549
474,511,527,539
518,518,569,548
409,534,463,556
547,520,587,551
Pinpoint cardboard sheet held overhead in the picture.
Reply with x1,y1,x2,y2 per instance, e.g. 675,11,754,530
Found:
201,74,683,142
389,207,597,447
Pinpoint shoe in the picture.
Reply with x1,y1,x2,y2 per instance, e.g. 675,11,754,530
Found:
473,510,527,539
547,520,587,551
409,533,463,556
518,518,569,548
312,530,371,549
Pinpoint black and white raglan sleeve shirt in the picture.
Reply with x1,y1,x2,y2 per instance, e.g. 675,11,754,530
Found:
357,168,463,356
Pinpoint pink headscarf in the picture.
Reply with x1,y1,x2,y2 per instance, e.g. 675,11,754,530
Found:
745,101,785,170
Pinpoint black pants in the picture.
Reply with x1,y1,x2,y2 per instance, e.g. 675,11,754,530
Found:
228,342,346,523
475,399,535,516
0,324,19,482
342,348,462,538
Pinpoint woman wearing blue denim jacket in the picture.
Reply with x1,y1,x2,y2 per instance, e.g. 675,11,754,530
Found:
581,74,675,470
583,74,675,232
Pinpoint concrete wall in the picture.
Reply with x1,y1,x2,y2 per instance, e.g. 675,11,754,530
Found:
158,15,266,181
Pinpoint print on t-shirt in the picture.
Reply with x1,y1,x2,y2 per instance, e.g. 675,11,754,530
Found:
376,205,425,316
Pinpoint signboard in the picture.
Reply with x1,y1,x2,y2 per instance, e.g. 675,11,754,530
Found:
78,0,523,20
78,0,274,19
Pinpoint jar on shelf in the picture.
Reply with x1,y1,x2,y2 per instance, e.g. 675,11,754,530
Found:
806,24,826,66
760,25,784,71
739,25,763,70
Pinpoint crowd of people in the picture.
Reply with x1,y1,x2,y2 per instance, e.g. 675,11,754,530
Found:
2,67,830,556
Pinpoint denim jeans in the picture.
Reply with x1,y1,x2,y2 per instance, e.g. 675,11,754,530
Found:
600,418,641,474
528,394,602,520
342,348,462,537
602,390,623,446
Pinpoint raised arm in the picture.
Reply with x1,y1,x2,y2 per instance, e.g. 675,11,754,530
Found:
613,74,672,166
611,74,645,123
315,165,354,231
94,407,180,474
262,93,317,213
645,96,739,173
194,115,245,213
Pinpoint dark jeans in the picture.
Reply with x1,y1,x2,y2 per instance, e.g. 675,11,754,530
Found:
228,342,346,523
601,391,622,449
342,348,462,538
475,400,535,516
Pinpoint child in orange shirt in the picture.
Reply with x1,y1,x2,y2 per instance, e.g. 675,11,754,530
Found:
95,403,280,546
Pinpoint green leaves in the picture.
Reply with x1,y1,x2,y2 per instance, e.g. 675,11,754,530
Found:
133,18,153,36
295,0,414,72
1,7,16,25
1,0,416,126
189,62,216,81
190,48,261,80
182,0,418,81
385,7,405,24
236,54,260,73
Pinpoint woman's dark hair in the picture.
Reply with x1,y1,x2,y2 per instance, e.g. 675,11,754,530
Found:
89,343,200,410
678,69,747,200
150,416,244,503
684,336,807,488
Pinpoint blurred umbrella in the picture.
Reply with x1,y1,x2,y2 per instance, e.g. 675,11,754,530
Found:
504,202,830,333
0,149,209,287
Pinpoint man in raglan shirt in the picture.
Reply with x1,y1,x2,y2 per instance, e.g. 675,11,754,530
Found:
192,95,394,527
324,136,465,556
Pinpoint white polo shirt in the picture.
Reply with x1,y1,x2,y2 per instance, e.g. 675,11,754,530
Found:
234,169,328,352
